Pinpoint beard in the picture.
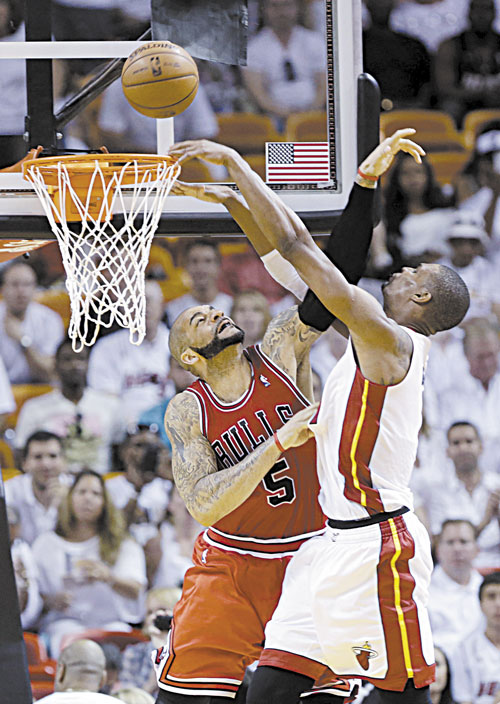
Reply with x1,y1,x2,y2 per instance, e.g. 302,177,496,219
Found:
191,326,245,359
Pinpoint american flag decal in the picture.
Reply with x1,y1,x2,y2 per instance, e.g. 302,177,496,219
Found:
265,142,330,183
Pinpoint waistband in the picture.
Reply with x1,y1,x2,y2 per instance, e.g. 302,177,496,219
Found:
204,525,326,558
327,506,409,530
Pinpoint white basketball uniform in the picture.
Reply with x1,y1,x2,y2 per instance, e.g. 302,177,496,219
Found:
450,626,500,703
260,328,436,692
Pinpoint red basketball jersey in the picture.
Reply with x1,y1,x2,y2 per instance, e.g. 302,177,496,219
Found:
186,345,325,558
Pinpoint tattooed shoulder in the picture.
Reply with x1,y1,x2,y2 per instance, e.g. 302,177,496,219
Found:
165,391,200,450
261,306,321,375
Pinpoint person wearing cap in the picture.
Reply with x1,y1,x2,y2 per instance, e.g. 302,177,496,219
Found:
457,122,500,255
439,211,500,321
35,639,119,702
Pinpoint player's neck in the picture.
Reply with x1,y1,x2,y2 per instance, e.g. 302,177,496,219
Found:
485,624,500,648
205,349,252,403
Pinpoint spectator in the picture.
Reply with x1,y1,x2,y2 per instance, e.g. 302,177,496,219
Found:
0,261,64,383
113,687,155,704
456,123,500,257
6,504,43,630
435,0,500,126
35,638,118,702
418,421,500,568
431,646,456,704
428,519,484,655
33,469,147,657
436,317,500,473
14,337,123,474
389,0,474,55
363,0,431,110
105,427,172,544
138,357,196,448
119,587,181,695
165,240,233,326
242,0,326,127
439,212,500,321
97,79,219,154
100,643,123,696
449,571,500,703
0,351,15,433
382,152,455,272
4,430,69,545
230,290,271,347
88,280,171,426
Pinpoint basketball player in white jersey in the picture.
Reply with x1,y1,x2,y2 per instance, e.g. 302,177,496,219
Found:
168,133,470,704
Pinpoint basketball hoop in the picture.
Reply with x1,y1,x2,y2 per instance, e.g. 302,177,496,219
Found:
22,152,180,351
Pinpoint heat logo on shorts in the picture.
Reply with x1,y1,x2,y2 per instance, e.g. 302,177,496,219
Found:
352,641,378,670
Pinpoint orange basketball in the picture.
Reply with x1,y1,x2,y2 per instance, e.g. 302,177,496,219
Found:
121,41,199,119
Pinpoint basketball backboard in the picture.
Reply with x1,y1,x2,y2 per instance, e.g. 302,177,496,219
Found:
0,0,377,238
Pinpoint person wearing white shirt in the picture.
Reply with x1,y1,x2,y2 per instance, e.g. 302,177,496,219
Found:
0,352,15,429
420,422,500,568
35,470,147,657
7,505,43,630
88,280,172,426
428,519,484,656
165,240,233,327
0,261,64,383
15,337,123,474
435,317,500,474
449,571,500,704
4,431,70,545
36,638,118,703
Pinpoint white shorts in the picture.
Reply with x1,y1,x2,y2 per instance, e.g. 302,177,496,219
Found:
259,512,436,692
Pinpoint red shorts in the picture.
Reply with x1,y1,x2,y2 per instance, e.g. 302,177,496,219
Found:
154,533,291,698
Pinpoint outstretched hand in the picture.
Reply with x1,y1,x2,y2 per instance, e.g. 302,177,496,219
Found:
169,139,236,166
358,128,426,180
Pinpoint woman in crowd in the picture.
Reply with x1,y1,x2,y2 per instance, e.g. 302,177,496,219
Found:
381,151,456,271
230,289,272,347
431,646,456,704
33,469,147,656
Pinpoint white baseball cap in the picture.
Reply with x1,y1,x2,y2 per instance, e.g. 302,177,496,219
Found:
447,212,488,243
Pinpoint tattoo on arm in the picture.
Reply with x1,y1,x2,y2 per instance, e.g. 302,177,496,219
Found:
262,307,321,378
165,391,283,525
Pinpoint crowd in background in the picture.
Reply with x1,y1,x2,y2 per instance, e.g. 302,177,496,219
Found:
0,0,500,701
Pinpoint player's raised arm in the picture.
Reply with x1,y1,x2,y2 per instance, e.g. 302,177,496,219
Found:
165,391,318,526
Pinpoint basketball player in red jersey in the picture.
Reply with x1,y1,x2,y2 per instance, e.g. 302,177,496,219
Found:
168,132,470,704
155,132,426,704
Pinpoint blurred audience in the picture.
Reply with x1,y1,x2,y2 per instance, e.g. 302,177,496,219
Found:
230,290,272,348
5,430,69,544
33,470,147,657
14,337,123,474
242,0,326,127
381,153,455,272
0,352,15,432
88,280,171,426
449,571,500,703
35,638,118,702
428,519,484,656
431,646,456,704
435,318,500,473
118,587,181,695
363,0,431,111
0,261,64,383
435,0,500,126
165,240,233,326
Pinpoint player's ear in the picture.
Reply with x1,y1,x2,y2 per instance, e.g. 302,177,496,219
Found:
180,348,199,367
411,290,432,305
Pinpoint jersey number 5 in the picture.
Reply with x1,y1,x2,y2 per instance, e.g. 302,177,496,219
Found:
263,458,296,506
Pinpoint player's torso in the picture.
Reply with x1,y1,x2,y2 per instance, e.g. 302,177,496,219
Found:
312,328,431,520
187,345,324,557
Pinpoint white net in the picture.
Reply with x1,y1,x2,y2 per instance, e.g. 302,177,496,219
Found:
24,155,180,351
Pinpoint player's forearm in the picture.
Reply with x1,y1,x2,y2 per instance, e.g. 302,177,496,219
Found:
186,434,283,526
224,152,309,257
222,189,274,256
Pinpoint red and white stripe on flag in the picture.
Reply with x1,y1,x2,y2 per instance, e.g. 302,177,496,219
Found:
0,239,52,263
265,142,330,183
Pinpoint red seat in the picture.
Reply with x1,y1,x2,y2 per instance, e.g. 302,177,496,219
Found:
23,632,49,665
59,628,148,652
28,662,57,681
30,680,55,698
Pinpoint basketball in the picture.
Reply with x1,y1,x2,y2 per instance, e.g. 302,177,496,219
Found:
121,41,199,119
